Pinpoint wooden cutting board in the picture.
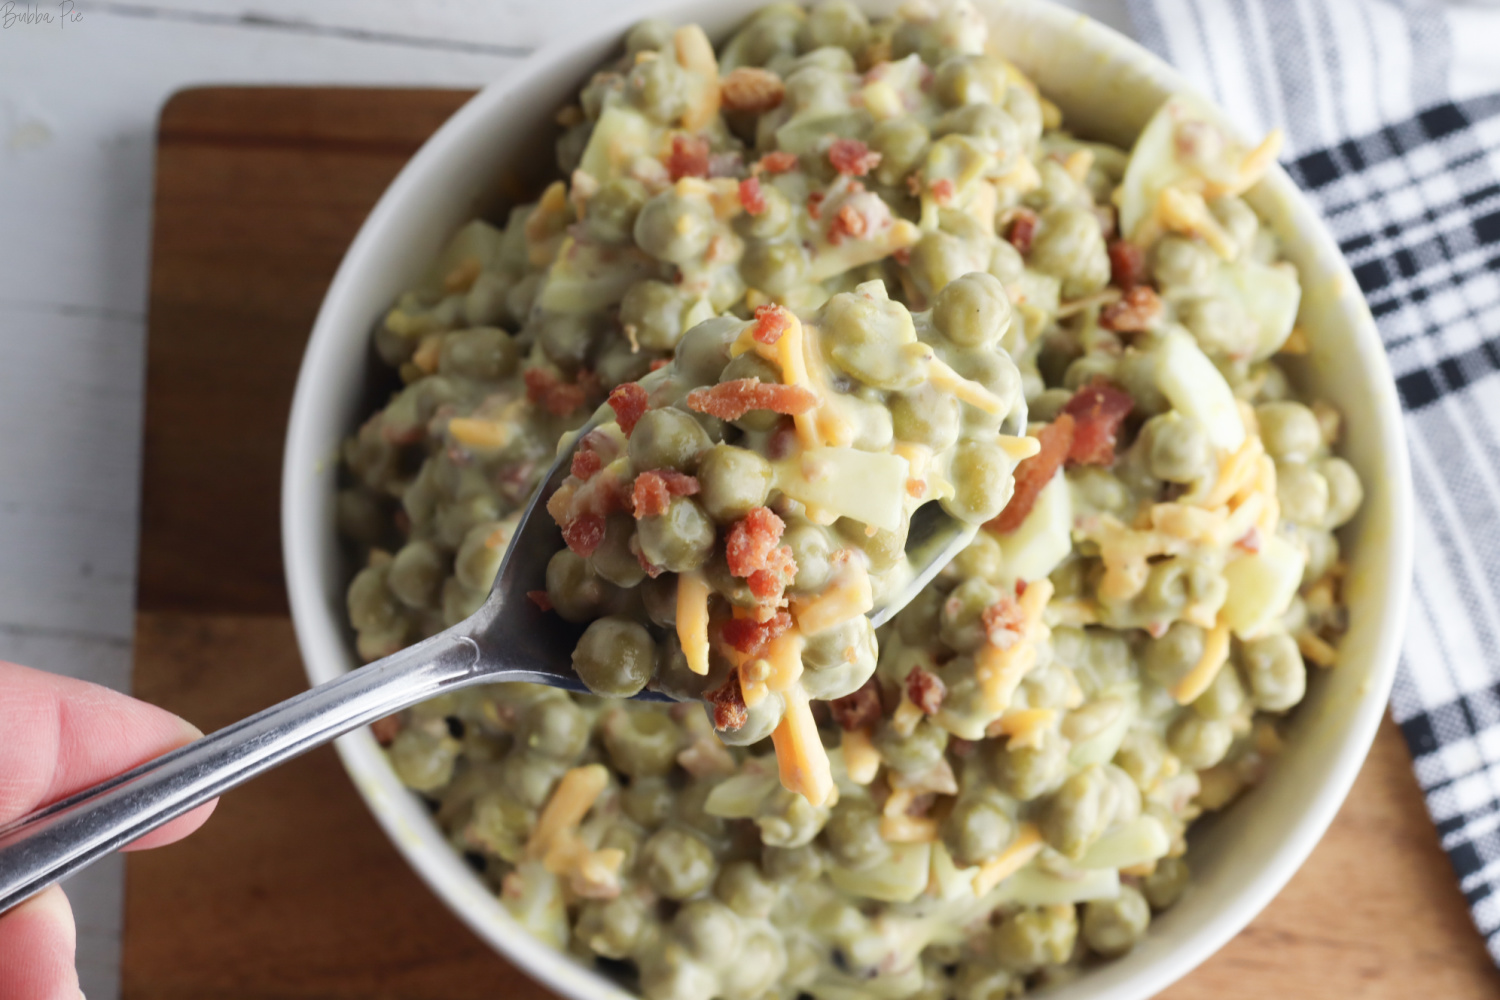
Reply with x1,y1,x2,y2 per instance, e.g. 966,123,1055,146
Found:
127,86,1500,999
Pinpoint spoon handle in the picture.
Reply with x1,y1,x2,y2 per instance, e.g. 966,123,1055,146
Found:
0,627,482,914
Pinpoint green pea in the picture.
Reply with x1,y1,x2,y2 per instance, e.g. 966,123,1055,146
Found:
640,827,718,901
798,0,869,53
891,383,961,450
730,4,804,67
1144,621,1205,689
635,191,714,264
939,576,1001,652
462,272,511,328
1038,764,1113,858
1083,884,1151,958
762,842,822,882
943,796,1016,866
704,545,758,609
1113,728,1168,791
715,860,777,918
1239,631,1306,712
933,54,1008,107
783,521,835,595
626,18,674,55
576,894,652,960
674,317,742,386
573,616,657,697
1151,235,1215,291
638,497,716,573
386,540,443,609
603,706,679,777
546,548,612,623
1256,401,1322,461
1278,460,1331,527
718,352,784,432
737,185,793,241
993,730,1068,801
991,905,1077,973
907,230,981,298
1167,712,1233,769
696,445,773,522
935,103,1021,168
454,520,505,593
518,695,590,761
536,311,599,369
740,240,808,297
1143,411,1212,484
836,515,908,572
1316,456,1363,528
630,408,714,473
642,573,678,628
623,774,675,828
1029,206,1110,300
439,327,518,380
499,750,563,808
782,65,847,116
627,54,689,124
1193,658,1247,720
800,615,876,700
953,962,1019,1000
1210,195,1259,252
868,116,931,189
622,280,689,353
387,726,460,792
1142,855,1189,910
932,272,1013,348
872,717,949,774
591,513,647,588
1182,295,1256,358
673,899,742,966
942,439,1017,525
466,790,533,862
823,800,888,869
639,943,716,1000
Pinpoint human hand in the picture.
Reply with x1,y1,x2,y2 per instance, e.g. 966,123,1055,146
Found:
0,661,218,1000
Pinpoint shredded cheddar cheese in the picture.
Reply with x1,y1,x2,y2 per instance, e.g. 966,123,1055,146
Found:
1170,619,1231,704
972,823,1044,896
929,357,1010,416
842,728,881,785
676,570,712,675
975,578,1054,715
448,416,515,450
771,685,834,806
790,553,873,635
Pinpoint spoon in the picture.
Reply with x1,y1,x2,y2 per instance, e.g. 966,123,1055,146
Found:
0,411,975,914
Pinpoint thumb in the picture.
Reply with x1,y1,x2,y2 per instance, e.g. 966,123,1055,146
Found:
0,885,83,1000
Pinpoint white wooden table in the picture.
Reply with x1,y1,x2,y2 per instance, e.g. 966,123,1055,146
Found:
0,2,1125,996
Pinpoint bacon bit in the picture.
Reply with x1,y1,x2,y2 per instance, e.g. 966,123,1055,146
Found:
1008,209,1038,254
649,358,671,371
988,414,1076,534
631,469,700,519
546,382,586,416
527,590,554,612
766,420,799,461
562,513,606,558
633,542,665,579
981,595,1026,650
830,678,883,732
571,449,603,481
1108,239,1145,290
607,382,650,436
905,666,946,715
685,378,817,420
705,674,749,731
1063,377,1135,466
1099,286,1162,333
666,133,711,181
828,138,881,177
950,736,976,758
720,66,786,113
1236,527,1263,553
807,190,826,220
753,304,792,345
739,176,767,215
726,506,785,577
931,178,955,206
828,203,869,245
758,151,798,174
523,367,555,404
722,609,793,655
747,546,797,602
370,714,403,746
524,367,587,417
893,246,912,267
905,173,924,197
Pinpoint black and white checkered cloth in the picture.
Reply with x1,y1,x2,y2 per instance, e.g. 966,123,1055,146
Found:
1124,0,1500,963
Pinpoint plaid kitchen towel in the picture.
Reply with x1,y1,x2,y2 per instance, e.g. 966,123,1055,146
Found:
1123,0,1500,963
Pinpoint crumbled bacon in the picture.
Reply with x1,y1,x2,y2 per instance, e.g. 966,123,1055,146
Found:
905,173,924,198
561,513,606,558
981,594,1026,650
1236,527,1263,553
524,367,587,417
893,246,912,267
828,137,881,177
807,190,826,220
931,178,955,205
988,414,1076,534
685,378,817,420
631,469,700,519
607,382,649,436
828,202,869,245
649,358,671,371
747,546,797,602
830,678,883,732
1015,579,1028,596
766,420,799,461
1008,209,1038,254
739,176,767,216
758,151,798,174
571,449,603,481
633,541,665,579
1099,286,1162,333
726,506,786,577
1062,377,1134,466
753,304,792,345
370,714,403,746
1109,240,1145,291
905,666,946,715
705,674,749,731
666,133,711,181
720,66,786,113
527,590,553,612
722,609,793,656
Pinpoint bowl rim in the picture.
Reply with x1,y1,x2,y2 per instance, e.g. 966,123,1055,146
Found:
281,2,1414,997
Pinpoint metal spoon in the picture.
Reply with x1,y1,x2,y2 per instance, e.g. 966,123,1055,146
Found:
0,412,975,914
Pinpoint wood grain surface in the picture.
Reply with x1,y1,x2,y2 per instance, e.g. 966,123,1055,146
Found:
127,87,1500,999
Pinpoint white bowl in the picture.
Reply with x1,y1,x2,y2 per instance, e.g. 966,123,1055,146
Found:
282,2,1414,997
